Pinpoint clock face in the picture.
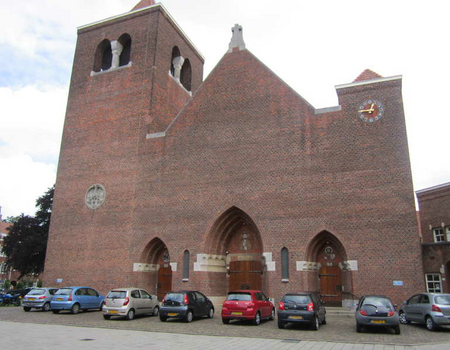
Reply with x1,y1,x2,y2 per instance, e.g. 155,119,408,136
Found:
357,99,384,123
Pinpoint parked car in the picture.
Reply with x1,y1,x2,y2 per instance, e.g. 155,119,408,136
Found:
399,293,450,331
355,295,400,334
159,291,214,322
277,292,326,330
221,290,275,325
102,288,159,320
22,288,59,312
50,287,105,314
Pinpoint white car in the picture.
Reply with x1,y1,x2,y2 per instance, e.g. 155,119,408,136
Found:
102,288,159,320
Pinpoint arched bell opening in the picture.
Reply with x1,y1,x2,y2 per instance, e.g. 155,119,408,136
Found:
206,207,264,294
305,231,353,307
139,237,172,301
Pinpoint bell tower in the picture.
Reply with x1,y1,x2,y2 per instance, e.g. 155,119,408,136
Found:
44,2,204,289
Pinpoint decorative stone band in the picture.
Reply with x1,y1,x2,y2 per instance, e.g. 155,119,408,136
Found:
296,260,358,271
170,262,177,272
194,254,227,272
133,263,159,272
263,252,276,271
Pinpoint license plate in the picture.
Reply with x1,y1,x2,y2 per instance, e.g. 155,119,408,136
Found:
289,316,303,320
109,310,118,314
28,298,36,301
168,313,178,316
56,298,63,301
371,320,386,324
231,312,242,315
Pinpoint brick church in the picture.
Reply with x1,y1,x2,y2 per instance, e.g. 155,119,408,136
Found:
43,0,425,306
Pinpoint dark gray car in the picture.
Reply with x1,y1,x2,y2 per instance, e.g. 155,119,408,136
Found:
277,293,326,330
355,295,400,334
399,293,450,331
159,291,214,322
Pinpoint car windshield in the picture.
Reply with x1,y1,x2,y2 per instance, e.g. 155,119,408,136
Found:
165,293,184,302
27,289,45,296
362,297,392,308
227,293,252,301
434,295,450,305
283,295,310,304
107,291,126,299
55,288,73,295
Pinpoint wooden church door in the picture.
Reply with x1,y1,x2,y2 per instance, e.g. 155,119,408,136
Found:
229,260,262,291
157,266,172,300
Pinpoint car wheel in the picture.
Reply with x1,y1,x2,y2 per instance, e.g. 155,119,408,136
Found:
356,323,363,333
269,308,275,321
207,307,214,318
185,310,193,323
394,325,401,335
253,312,261,325
99,303,103,311
70,303,80,314
222,318,230,324
399,311,410,324
310,316,319,330
153,306,159,317
103,315,111,320
426,316,438,331
52,310,60,314
160,316,167,322
277,319,284,329
126,309,135,321
43,302,51,312
23,307,31,312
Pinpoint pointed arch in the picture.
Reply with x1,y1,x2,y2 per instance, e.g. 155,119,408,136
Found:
118,33,132,66
140,237,169,264
305,230,347,263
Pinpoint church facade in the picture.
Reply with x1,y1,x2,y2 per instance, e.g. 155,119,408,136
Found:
43,1,424,306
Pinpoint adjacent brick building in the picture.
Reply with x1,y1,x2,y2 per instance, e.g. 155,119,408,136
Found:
43,1,425,306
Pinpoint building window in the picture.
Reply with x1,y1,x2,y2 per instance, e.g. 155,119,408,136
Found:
118,33,131,67
183,250,190,281
433,228,445,242
446,226,450,242
426,274,442,293
281,247,289,281
180,59,192,91
93,39,112,72
0,262,8,274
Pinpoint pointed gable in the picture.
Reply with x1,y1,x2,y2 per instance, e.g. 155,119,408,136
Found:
353,69,383,83
131,0,155,11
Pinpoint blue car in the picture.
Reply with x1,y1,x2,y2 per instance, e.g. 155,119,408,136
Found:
50,286,105,314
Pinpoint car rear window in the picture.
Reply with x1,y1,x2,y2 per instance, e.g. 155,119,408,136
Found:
55,288,72,295
165,293,184,302
434,295,450,305
362,297,392,308
226,293,252,301
283,295,311,304
27,289,46,296
107,291,127,299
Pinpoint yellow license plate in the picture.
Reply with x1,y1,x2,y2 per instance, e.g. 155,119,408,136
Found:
168,313,178,316
371,320,386,324
289,316,303,320
28,298,36,301
231,312,242,315
109,310,118,314
56,298,63,301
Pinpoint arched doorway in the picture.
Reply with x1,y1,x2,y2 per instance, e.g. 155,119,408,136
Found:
306,231,350,307
206,207,264,292
140,238,172,300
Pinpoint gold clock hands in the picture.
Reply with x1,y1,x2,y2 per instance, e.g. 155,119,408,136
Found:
358,103,375,114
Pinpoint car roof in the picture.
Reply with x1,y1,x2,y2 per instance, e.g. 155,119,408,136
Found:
228,290,260,293
109,287,150,291
360,295,391,299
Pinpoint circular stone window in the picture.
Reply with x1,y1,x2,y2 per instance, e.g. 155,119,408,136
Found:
85,184,106,209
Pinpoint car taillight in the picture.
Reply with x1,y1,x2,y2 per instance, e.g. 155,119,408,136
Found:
307,302,314,312
359,309,367,316
68,293,73,302
161,296,166,303
184,294,189,304
39,296,46,300
432,305,442,312
246,302,255,309
123,297,130,306
279,302,285,310
388,311,395,317
102,300,106,306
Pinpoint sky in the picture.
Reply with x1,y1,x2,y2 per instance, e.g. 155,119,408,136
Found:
1,0,449,218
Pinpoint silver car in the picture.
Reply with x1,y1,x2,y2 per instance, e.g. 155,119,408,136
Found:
102,288,159,320
22,288,58,312
399,293,450,331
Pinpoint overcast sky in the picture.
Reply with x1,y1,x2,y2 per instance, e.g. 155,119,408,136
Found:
1,0,449,218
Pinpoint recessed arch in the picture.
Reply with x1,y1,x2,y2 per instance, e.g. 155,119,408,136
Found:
93,39,112,72
170,46,181,76
140,237,169,264
306,230,348,263
118,33,132,66
180,58,192,91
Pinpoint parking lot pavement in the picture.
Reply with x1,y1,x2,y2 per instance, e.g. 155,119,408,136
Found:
1,307,450,348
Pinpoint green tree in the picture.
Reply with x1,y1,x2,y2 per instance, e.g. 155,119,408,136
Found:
1,186,54,278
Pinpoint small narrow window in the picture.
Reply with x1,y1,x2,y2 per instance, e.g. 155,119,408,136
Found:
180,59,192,91
93,39,112,72
170,46,181,76
118,34,132,66
281,247,289,281
183,250,190,281
426,274,442,293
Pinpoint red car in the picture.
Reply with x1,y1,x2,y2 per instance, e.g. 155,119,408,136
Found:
221,290,275,325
